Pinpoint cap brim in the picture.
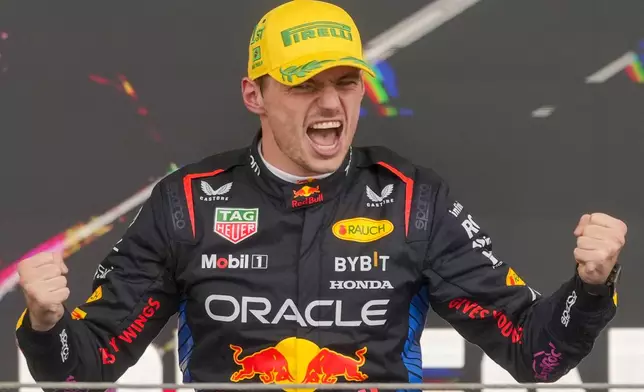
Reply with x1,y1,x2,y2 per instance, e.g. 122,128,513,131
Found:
268,51,376,86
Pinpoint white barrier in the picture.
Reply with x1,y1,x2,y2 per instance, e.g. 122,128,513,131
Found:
17,328,644,392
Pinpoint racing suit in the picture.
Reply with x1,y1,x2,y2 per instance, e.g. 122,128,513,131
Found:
16,133,617,390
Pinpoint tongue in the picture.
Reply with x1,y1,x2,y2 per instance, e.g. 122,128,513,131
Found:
308,128,338,146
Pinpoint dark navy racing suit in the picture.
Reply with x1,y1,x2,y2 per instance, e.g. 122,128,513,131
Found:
16,133,617,390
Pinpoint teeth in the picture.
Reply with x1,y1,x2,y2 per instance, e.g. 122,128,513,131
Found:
310,121,341,129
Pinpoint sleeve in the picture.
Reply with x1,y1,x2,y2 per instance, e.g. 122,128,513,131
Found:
15,180,179,384
422,180,617,383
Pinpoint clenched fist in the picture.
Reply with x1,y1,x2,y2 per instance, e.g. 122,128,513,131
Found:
574,213,627,285
18,252,70,331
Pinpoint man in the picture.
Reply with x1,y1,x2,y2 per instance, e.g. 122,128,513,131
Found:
16,0,627,390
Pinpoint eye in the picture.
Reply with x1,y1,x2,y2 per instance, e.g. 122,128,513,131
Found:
338,78,360,87
292,82,315,91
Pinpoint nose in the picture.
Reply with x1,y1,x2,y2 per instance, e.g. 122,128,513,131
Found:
316,85,342,112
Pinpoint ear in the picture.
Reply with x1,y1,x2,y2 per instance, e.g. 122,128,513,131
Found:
241,77,265,115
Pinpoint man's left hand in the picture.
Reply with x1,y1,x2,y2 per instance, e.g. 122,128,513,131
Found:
573,213,627,285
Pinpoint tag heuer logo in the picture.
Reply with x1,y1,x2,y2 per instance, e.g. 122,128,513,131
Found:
214,208,258,244
366,184,394,207
200,181,232,201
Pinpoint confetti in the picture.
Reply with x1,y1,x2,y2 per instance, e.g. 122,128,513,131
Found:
89,73,162,141
0,164,180,301
0,31,8,74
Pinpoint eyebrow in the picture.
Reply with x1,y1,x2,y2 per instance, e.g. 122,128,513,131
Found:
298,71,361,88
339,72,361,80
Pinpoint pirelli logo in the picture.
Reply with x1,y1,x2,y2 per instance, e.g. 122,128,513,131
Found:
281,21,353,47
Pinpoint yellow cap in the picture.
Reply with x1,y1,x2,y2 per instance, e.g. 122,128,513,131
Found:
247,0,376,86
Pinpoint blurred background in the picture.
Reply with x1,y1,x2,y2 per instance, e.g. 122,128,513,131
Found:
1,0,643,390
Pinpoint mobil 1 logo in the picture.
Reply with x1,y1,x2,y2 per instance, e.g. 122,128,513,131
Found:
201,254,268,270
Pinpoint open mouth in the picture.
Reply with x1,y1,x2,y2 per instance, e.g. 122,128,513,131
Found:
306,120,343,156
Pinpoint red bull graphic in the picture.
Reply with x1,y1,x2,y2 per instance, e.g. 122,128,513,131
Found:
230,337,368,392
230,345,294,384
292,185,323,208
293,185,320,198
301,347,368,383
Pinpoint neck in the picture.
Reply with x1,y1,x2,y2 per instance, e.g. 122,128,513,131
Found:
258,139,332,184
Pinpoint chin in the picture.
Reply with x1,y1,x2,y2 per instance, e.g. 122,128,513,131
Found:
304,150,349,174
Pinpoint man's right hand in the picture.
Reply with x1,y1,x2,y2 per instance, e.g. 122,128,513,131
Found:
18,252,70,332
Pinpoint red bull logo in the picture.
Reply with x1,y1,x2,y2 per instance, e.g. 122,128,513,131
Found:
293,185,320,198
301,347,368,384
230,337,368,392
230,345,294,384
292,185,323,208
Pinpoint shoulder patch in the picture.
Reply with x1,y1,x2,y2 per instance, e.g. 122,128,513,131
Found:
376,161,414,236
407,180,437,243
164,180,193,240
356,146,446,241
159,149,244,242
406,167,445,243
